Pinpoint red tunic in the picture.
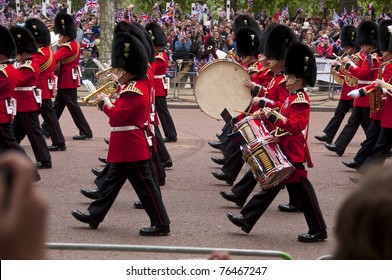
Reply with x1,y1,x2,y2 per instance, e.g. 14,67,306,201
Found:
55,40,80,89
265,71,290,109
153,51,168,97
347,51,380,113
338,52,363,100
0,63,17,123
14,60,40,112
252,67,273,88
34,46,56,99
105,80,151,163
376,63,392,128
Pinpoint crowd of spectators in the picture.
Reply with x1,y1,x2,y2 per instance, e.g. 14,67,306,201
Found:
1,1,391,84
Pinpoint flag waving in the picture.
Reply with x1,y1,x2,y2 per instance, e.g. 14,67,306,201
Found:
161,0,174,24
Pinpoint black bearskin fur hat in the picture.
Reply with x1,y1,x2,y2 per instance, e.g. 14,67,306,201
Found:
10,26,38,54
340,25,357,48
0,25,16,58
54,13,77,39
264,24,299,60
111,32,148,79
284,42,317,87
145,23,167,47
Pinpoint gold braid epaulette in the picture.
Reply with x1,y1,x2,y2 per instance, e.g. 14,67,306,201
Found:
20,60,35,72
39,50,53,73
0,65,8,77
292,92,309,105
60,43,79,64
155,52,165,61
122,81,143,95
278,74,287,85
38,47,45,56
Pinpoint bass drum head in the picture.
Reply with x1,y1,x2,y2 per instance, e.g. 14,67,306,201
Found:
194,59,251,120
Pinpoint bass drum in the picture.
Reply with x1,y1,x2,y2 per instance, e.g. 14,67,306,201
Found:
194,59,251,120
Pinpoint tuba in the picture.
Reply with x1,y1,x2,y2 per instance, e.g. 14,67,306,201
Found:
82,81,119,106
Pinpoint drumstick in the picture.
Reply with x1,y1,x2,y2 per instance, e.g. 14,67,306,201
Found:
251,107,280,117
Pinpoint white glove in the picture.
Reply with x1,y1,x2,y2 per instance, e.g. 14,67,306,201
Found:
347,89,361,99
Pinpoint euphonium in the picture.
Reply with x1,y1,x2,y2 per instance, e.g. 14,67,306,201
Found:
82,81,118,106
330,51,346,85
95,67,116,86
369,65,384,113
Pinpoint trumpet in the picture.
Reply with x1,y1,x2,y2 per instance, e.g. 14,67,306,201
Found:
82,81,119,106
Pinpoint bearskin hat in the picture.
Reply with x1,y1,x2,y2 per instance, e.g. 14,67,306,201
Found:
54,13,76,39
233,15,260,35
264,24,299,61
131,22,155,63
145,23,167,47
258,25,275,55
111,32,148,79
10,26,38,54
284,42,317,87
357,20,379,48
379,20,392,53
25,18,51,46
340,25,357,48
114,21,154,63
0,25,16,58
236,27,260,57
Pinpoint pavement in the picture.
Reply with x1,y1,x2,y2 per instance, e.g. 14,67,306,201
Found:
77,85,340,112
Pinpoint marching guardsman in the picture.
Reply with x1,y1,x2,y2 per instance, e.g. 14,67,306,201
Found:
220,24,299,212
25,18,66,151
72,32,171,236
227,42,327,242
0,25,26,155
325,21,380,156
144,22,174,167
10,26,52,169
210,15,264,184
347,20,392,174
315,25,364,144
81,21,170,205
145,22,178,143
53,13,93,140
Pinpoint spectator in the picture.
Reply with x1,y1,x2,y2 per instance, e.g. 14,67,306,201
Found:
0,151,47,259
334,164,392,259
316,35,334,58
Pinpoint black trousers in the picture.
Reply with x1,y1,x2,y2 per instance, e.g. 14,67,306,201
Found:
334,106,370,153
156,96,177,139
353,119,381,166
0,123,26,154
231,170,301,207
41,98,65,145
323,99,353,140
241,177,326,233
360,127,392,171
54,88,92,137
221,146,245,182
13,111,51,163
88,160,170,227
155,125,171,162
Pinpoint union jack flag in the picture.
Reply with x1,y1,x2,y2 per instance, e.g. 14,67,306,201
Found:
281,6,289,19
367,3,373,16
341,8,351,25
141,12,152,23
0,0,10,9
84,0,99,14
318,0,324,12
332,9,341,26
161,0,174,24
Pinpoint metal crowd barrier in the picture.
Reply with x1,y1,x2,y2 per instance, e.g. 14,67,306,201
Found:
46,243,293,260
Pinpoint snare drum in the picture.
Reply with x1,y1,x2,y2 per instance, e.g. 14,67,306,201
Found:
194,59,250,120
233,115,268,144
241,139,294,188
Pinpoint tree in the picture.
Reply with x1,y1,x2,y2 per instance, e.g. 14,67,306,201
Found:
99,0,115,64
